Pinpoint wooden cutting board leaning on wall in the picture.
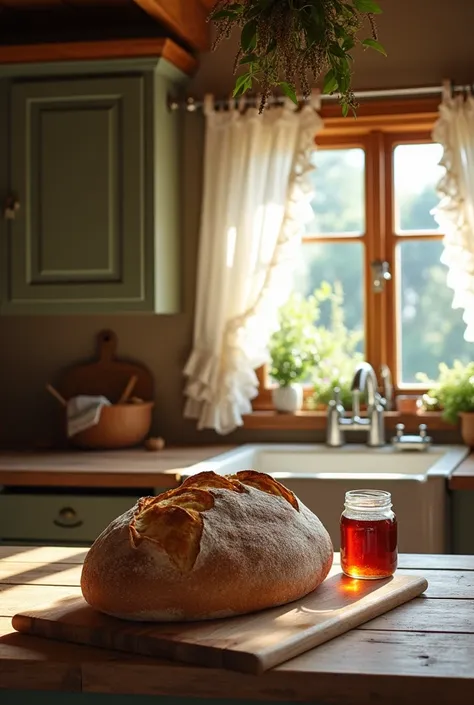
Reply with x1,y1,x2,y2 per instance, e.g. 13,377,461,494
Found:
12,567,428,674
57,329,154,403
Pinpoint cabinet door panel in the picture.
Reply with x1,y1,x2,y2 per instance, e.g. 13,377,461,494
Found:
34,104,119,281
5,76,147,313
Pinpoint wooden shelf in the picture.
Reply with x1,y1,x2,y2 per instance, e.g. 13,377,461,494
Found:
0,37,197,75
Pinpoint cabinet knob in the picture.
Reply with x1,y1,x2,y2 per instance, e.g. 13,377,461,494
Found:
53,506,83,529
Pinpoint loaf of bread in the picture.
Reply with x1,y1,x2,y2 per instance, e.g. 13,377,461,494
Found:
81,470,333,621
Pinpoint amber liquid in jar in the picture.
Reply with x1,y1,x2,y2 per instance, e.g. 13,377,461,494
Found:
340,490,398,580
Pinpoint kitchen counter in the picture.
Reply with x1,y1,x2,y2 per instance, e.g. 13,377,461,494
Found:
1,547,474,705
0,447,234,489
1,446,473,491
449,452,474,490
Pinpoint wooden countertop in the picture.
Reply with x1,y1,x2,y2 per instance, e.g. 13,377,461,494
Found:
1,445,472,491
1,546,474,704
0,447,234,489
449,452,474,490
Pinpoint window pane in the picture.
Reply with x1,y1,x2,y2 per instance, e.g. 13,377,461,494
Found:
398,239,474,384
394,143,444,233
306,148,365,236
293,241,364,354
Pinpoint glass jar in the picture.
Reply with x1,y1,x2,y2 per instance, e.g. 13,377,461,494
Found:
340,489,398,580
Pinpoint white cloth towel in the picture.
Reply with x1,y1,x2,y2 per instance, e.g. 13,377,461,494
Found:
67,395,111,437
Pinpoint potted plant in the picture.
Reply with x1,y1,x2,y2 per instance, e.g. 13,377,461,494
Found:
308,281,364,409
418,361,474,446
209,0,386,116
268,292,318,413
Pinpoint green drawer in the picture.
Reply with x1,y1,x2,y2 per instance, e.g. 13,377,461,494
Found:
0,493,141,544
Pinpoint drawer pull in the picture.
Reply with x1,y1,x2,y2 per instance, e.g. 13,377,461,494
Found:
53,506,83,529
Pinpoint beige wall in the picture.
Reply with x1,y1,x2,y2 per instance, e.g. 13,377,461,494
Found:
192,0,474,96
0,0,472,449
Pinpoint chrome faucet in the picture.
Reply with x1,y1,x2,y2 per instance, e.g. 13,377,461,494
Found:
326,362,386,448
380,363,394,411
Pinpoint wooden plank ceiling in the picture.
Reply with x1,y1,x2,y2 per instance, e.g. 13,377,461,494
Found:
0,0,217,51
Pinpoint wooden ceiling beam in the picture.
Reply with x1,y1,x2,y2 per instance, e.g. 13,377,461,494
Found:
132,0,213,51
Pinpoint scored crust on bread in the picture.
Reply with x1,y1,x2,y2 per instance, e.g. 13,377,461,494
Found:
81,469,334,622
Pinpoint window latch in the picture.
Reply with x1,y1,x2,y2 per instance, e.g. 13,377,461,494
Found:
371,260,391,293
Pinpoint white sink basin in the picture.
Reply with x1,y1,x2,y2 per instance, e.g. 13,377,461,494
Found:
183,443,468,554
184,443,467,481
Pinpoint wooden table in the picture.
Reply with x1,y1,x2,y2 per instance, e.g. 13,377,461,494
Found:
1,547,474,705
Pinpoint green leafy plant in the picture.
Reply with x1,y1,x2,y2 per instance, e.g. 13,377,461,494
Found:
268,291,320,386
306,280,364,408
269,280,363,400
209,0,386,116
417,361,474,424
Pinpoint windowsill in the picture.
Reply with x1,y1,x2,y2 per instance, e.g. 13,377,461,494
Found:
242,410,456,432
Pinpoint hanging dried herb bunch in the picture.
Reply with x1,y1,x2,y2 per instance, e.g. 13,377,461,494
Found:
209,0,386,115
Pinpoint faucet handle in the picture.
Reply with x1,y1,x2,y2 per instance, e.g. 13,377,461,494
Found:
375,391,386,408
395,423,405,438
419,423,428,438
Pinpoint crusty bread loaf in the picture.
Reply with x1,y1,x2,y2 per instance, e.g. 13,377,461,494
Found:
80,470,333,621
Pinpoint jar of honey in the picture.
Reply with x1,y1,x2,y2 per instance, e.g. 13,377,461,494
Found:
340,489,398,580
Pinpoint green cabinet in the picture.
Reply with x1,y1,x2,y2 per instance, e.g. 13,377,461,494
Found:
0,58,186,314
0,484,174,546
452,490,474,554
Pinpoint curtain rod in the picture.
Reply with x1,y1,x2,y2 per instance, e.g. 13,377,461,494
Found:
168,82,471,112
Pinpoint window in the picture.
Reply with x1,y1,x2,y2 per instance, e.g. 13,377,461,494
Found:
391,142,473,384
253,100,474,412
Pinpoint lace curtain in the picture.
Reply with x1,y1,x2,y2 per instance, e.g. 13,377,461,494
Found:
183,95,322,434
432,91,474,341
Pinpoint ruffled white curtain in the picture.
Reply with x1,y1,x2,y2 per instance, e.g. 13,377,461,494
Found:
432,91,474,341
184,95,322,434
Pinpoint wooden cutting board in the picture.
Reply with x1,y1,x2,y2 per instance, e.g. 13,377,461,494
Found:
58,329,154,403
12,568,428,674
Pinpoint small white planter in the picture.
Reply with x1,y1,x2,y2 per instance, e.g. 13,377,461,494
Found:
272,383,303,413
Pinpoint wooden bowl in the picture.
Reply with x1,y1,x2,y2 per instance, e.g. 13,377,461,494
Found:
68,402,154,450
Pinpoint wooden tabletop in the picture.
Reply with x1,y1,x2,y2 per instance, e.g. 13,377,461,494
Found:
0,446,234,489
1,546,474,704
449,452,474,490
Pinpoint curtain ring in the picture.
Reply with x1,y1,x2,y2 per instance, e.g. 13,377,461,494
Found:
203,94,215,116
227,93,236,112
442,78,452,102
283,95,296,111
310,87,322,111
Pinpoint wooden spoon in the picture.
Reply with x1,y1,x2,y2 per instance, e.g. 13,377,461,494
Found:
118,375,138,404
45,383,67,408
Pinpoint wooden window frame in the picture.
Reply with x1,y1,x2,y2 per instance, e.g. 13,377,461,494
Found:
251,97,449,419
